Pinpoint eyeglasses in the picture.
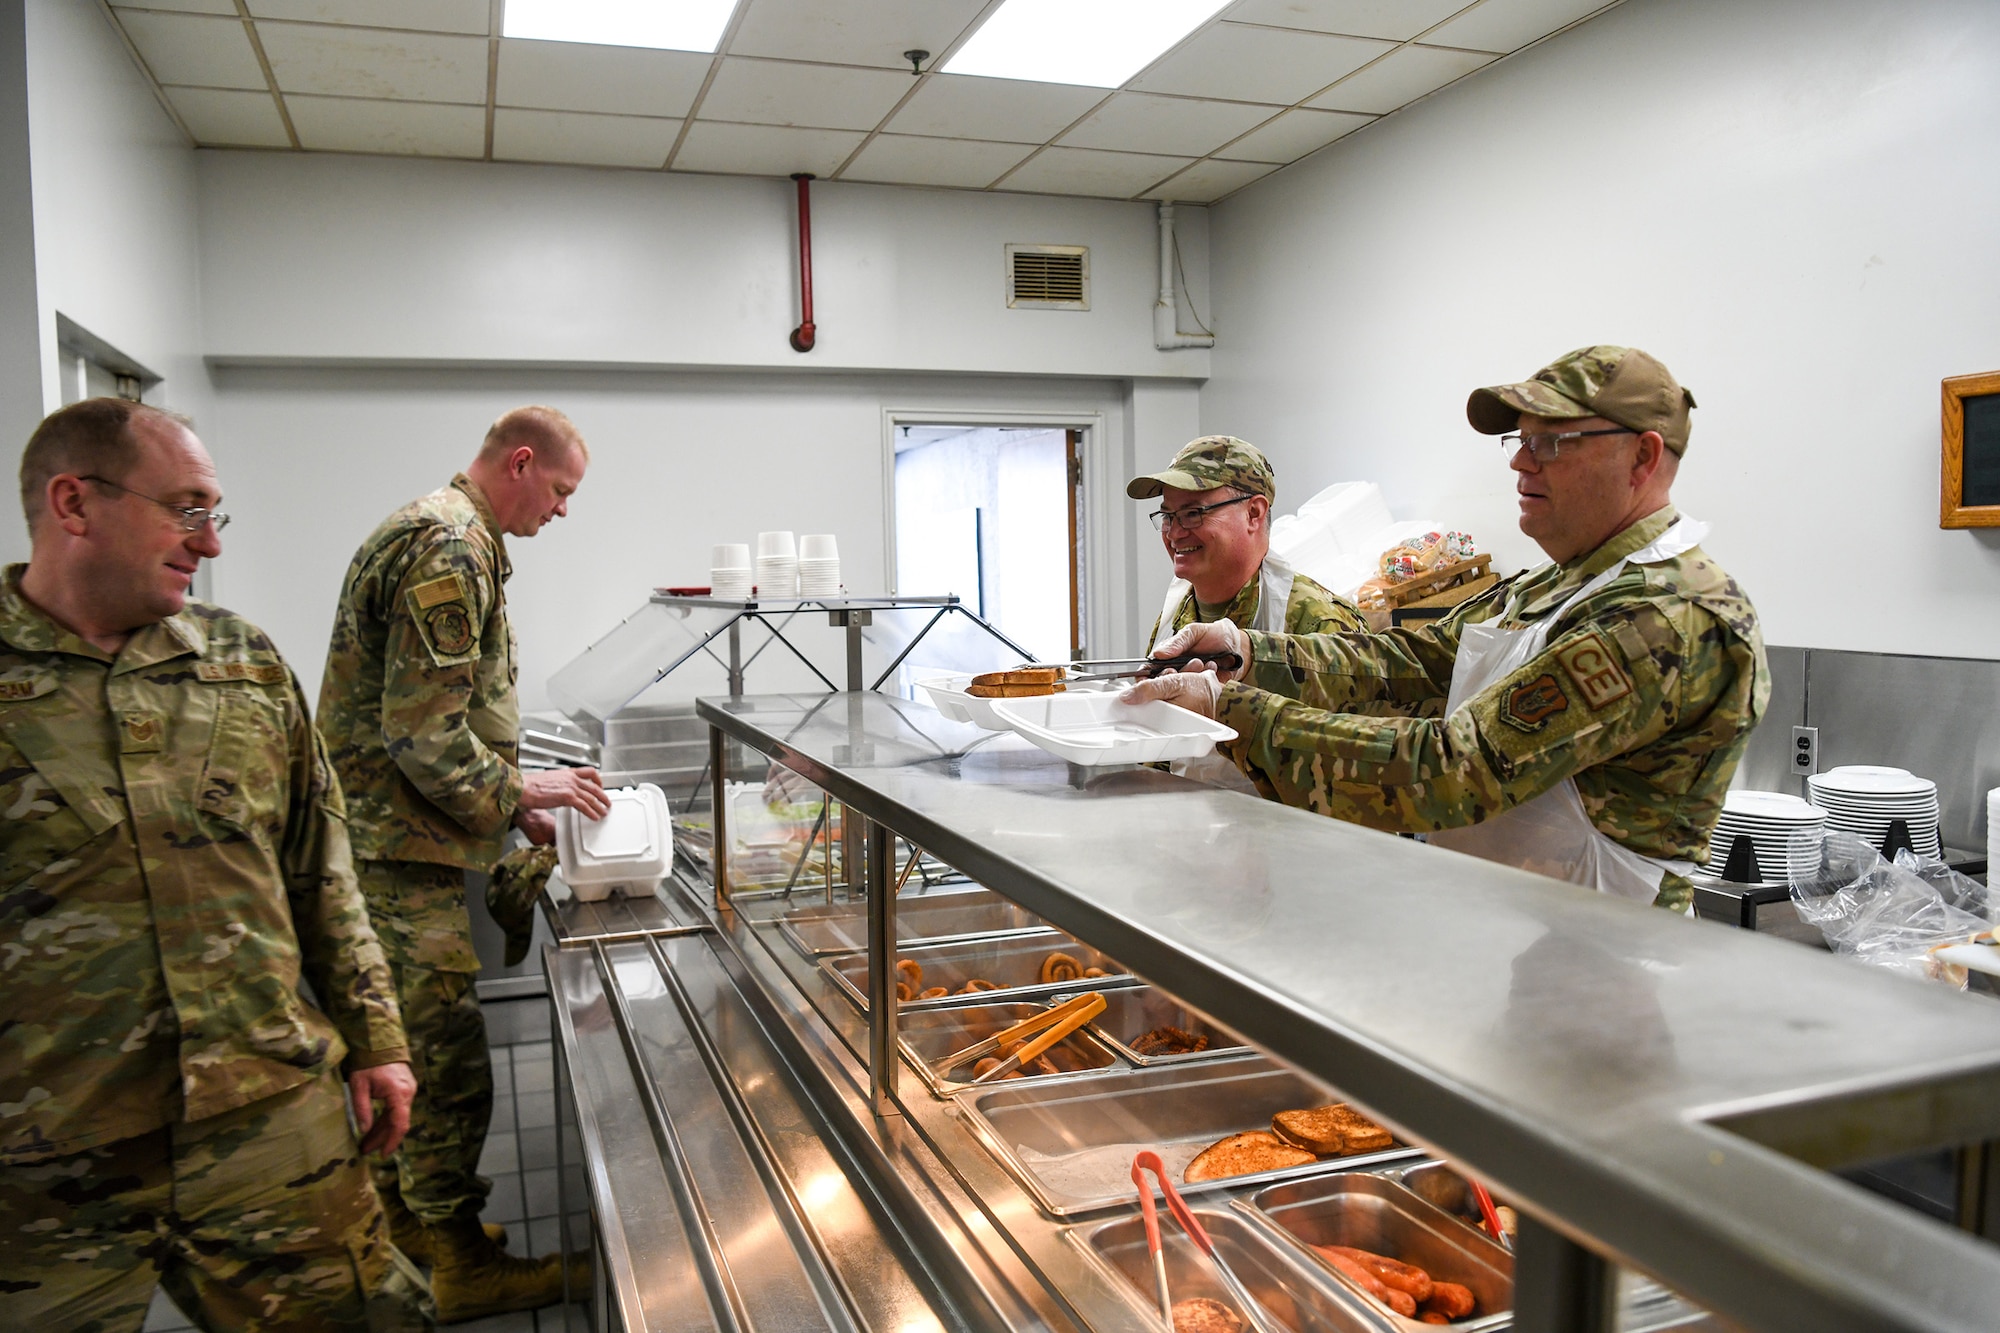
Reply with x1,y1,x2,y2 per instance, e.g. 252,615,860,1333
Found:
1499,428,1635,463
82,475,231,532
1149,492,1256,532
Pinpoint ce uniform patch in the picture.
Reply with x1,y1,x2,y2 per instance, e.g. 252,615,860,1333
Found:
408,572,478,661
1555,631,1635,711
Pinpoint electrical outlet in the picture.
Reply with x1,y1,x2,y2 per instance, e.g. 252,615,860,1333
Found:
1790,725,1819,778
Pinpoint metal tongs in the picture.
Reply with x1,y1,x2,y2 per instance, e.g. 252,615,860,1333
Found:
1131,1150,1285,1333
934,992,1107,1084
1012,651,1245,683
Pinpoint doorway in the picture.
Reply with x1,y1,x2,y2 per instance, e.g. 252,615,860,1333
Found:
892,424,1085,667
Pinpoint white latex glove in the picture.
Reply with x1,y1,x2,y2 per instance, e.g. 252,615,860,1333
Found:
1152,619,1248,684
1122,669,1223,719
763,763,819,807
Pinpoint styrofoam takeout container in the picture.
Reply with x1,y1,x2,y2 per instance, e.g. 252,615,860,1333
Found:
557,782,671,902
991,691,1236,766
916,673,1120,730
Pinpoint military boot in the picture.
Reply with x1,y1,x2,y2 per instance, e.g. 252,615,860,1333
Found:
429,1210,569,1323
379,1184,507,1267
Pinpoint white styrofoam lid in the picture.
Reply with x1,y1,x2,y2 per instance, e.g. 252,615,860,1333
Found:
578,795,656,861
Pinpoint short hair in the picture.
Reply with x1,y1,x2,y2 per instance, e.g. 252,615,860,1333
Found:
19,399,192,530
479,405,588,465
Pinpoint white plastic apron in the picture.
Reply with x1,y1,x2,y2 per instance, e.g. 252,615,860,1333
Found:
1427,518,1709,902
1151,554,1297,793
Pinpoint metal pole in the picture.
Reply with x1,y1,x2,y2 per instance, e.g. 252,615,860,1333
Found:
708,725,729,908
846,613,865,692
1514,1216,1618,1333
865,818,898,1115
726,618,743,696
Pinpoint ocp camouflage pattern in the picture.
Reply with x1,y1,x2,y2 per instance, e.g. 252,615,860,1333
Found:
318,473,524,873
1214,509,1768,909
1154,570,1445,720
0,566,408,1164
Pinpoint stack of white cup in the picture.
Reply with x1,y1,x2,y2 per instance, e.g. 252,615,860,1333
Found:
710,543,752,599
755,531,798,598
798,533,841,597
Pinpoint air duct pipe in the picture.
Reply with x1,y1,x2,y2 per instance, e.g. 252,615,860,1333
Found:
1153,202,1213,351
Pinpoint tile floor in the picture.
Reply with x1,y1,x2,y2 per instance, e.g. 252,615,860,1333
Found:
144,997,591,1332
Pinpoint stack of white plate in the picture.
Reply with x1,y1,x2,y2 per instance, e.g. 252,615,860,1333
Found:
1706,790,1825,882
1807,765,1943,858
798,533,840,597
755,531,798,598
710,543,752,599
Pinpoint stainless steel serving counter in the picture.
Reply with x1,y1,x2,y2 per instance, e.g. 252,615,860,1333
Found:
547,688,2000,1333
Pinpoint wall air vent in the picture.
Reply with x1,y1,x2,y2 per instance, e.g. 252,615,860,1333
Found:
1007,244,1089,311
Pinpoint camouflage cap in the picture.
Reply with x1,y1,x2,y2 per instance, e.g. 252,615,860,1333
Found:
1126,435,1276,500
1466,346,1698,455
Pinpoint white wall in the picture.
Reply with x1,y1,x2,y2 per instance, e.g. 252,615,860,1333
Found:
196,150,1210,382
207,365,1139,711
1204,0,2000,657
9,0,209,566
0,3,40,544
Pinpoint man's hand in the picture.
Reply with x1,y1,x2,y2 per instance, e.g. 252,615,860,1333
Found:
512,806,557,845
762,763,819,808
1152,619,1248,683
520,766,611,821
349,1062,417,1157
1122,669,1224,719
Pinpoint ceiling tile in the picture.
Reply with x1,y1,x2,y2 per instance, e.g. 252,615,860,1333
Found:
1422,0,1613,53
1059,93,1277,158
1217,106,1372,162
258,23,488,102
884,74,1102,145
1144,157,1279,202
114,11,266,90
163,86,292,145
113,0,236,14
997,146,1192,199
493,108,680,168
496,38,709,117
1223,0,1477,41
840,134,1033,189
698,59,913,132
728,0,989,71
672,122,866,177
1131,22,1393,104
285,94,485,155
1309,43,1494,114
245,0,489,34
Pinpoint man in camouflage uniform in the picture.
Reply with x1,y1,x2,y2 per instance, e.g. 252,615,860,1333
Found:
1130,436,1368,652
318,406,605,1322
0,399,424,1330
1129,348,1769,911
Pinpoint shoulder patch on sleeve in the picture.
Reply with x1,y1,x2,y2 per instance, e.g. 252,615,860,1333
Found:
1554,631,1635,711
195,661,289,684
410,572,469,609
1499,673,1571,732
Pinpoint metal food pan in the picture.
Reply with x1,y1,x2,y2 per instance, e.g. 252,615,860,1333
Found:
1248,1173,1511,1331
959,1055,1417,1218
897,1001,1121,1097
778,889,1047,957
1059,984,1250,1066
822,929,1129,1013
1074,1208,1389,1333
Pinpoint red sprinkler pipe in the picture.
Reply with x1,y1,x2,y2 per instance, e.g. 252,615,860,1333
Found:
788,172,816,353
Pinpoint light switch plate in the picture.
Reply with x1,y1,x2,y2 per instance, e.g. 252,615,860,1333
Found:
1790,725,1819,778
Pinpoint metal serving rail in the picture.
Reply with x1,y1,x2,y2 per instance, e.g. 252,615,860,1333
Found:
678,691,2000,1333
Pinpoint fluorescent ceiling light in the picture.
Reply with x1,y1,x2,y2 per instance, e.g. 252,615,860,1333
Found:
943,0,1229,89
502,0,739,53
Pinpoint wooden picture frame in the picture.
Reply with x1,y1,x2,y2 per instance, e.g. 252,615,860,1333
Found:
1942,370,2000,528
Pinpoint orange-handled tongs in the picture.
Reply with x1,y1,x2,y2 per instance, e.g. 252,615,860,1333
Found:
1132,1151,1285,1333
933,992,1107,1084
